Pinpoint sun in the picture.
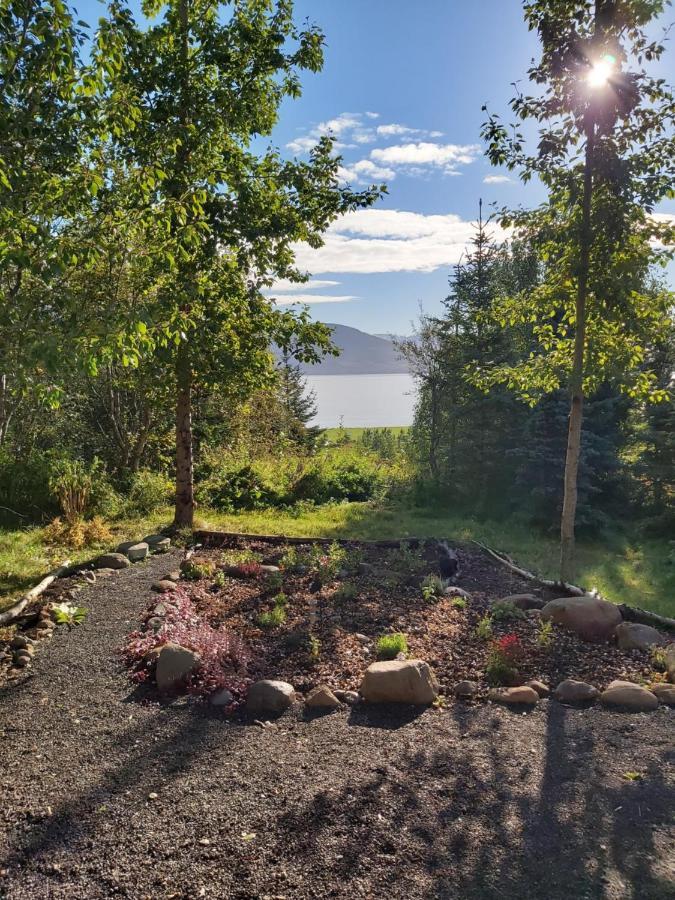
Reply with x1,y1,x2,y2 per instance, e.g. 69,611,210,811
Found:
587,54,616,88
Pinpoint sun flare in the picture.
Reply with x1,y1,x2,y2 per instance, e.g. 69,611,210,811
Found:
587,54,616,88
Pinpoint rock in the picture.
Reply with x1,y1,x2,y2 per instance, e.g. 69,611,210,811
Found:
95,568,116,577
166,570,182,583
121,541,149,562
498,593,544,611
600,680,658,712
615,622,665,652
10,635,33,650
354,633,370,645
488,686,539,706
540,595,622,643
209,688,234,707
145,617,164,634
155,643,200,692
526,609,543,620
246,680,296,715
663,643,675,683
360,660,438,705
153,602,176,618
13,652,31,668
333,689,359,705
94,553,130,570
649,683,675,706
260,565,280,575
526,680,550,698
453,680,479,700
305,685,341,709
143,534,171,553
554,679,600,704
152,580,177,594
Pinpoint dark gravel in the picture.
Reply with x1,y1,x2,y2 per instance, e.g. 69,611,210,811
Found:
0,550,673,900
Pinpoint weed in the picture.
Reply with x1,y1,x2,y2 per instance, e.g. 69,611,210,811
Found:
213,570,227,588
451,596,467,609
476,615,493,640
308,633,321,663
622,771,644,781
537,619,554,648
257,592,288,628
376,632,408,660
650,647,667,673
264,570,284,592
421,574,448,602
490,600,525,622
43,515,113,550
181,558,217,581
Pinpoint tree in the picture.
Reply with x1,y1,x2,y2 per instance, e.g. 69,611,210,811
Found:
94,0,381,526
481,0,675,581
278,353,322,450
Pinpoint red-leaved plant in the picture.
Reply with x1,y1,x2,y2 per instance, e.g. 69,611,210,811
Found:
486,633,524,685
121,586,250,705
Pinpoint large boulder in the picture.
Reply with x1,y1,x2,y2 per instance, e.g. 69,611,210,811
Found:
360,660,438,705
488,686,539,706
540,595,622,643
649,683,675,706
247,679,296,715
155,643,200,692
554,679,600,704
615,622,665,652
94,552,130,570
600,680,658,712
665,643,675,684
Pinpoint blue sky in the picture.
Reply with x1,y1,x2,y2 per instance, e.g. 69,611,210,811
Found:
77,0,675,336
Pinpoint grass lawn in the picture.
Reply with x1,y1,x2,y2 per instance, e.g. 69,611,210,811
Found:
2,500,672,618
323,426,410,441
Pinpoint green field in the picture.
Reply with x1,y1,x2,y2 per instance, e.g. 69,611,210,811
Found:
3,500,672,618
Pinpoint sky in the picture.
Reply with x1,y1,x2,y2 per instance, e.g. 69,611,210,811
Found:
77,0,675,336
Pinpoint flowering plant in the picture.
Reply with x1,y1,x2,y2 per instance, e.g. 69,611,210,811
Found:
486,633,524,685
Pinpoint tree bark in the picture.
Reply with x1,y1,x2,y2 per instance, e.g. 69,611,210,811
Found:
560,119,595,583
174,344,195,526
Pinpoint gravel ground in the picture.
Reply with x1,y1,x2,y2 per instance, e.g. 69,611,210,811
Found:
0,550,673,900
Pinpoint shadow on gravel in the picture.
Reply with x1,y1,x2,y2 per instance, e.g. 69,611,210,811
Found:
346,702,428,730
276,701,674,900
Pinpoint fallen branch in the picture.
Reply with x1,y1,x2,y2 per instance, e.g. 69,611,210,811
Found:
0,560,71,627
194,530,423,549
470,540,585,595
617,603,675,633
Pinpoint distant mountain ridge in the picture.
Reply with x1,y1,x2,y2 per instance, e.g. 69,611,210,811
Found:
297,324,410,375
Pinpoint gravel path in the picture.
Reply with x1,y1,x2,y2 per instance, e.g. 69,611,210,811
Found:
0,551,673,900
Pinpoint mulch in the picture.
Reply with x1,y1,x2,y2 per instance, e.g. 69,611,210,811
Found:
0,546,673,899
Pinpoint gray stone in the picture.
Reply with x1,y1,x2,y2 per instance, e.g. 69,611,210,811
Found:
94,553,130,571
540,595,622,643
305,685,341,709
260,565,281,575
488,686,539,706
360,660,438,705
10,635,33,650
209,688,234,707
333,689,359,705
355,633,370,645
649,683,675,706
554,679,600,704
13,652,31,667
166,571,182,583
153,602,176,618
95,568,116,577
666,643,675,684
453,680,479,700
126,542,150,562
600,680,658,712
152,580,178,594
155,643,200,692
615,622,666,652
498,593,544,611
526,680,550,698
143,534,171,553
247,680,296,715
145,617,164,634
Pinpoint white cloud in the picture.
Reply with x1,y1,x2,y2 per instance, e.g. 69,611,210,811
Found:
293,209,508,274
365,111,380,119
272,294,356,305
286,135,322,154
376,123,419,137
483,174,513,184
268,278,341,293
371,142,480,171
338,159,396,184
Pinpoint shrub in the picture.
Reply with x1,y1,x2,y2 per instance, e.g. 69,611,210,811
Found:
121,586,249,701
537,619,554,648
290,452,383,504
376,632,408,660
198,464,280,511
451,596,467,609
422,574,448,602
43,514,113,549
650,646,667,673
476,615,493,640
486,633,524,685
181,557,217,581
490,600,525,622
126,470,173,515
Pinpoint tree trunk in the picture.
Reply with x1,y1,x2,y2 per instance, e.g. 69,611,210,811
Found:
174,344,195,527
560,121,595,583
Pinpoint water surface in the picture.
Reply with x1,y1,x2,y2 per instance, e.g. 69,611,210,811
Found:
305,373,417,428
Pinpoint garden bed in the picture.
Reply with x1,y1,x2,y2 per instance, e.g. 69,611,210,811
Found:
143,536,667,700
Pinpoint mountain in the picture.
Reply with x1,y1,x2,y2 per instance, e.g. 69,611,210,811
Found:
296,324,410,375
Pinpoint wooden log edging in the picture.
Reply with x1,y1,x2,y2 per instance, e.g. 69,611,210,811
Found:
194,529,424,550
0,560,71,627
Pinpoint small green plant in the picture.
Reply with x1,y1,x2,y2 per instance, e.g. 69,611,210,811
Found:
213,569,227,588
52,602,87,627
451,596,467,610
622,771,644,782
386,541,426,575
476,615,493,640
537,619,554,648
490,600,525,622
221,548,261,566
650,647,667,673
265,570,284,592
376,632,408,660
257,592,288,629
181,559,216,581
421,574,448,602
308,633,321,663
335,581,359,601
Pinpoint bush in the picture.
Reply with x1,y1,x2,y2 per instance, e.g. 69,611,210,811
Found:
197,464,281,511
290,452,384,504
376,632,408,660
486,634,524,685
126,470,173,514
43,514,113,550
490,600,525,622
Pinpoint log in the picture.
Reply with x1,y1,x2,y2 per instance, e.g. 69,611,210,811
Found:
0,560,71,627
194,529,424,549
617,603,675,633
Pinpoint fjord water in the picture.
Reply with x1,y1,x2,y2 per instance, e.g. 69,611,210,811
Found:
305,373,417,428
